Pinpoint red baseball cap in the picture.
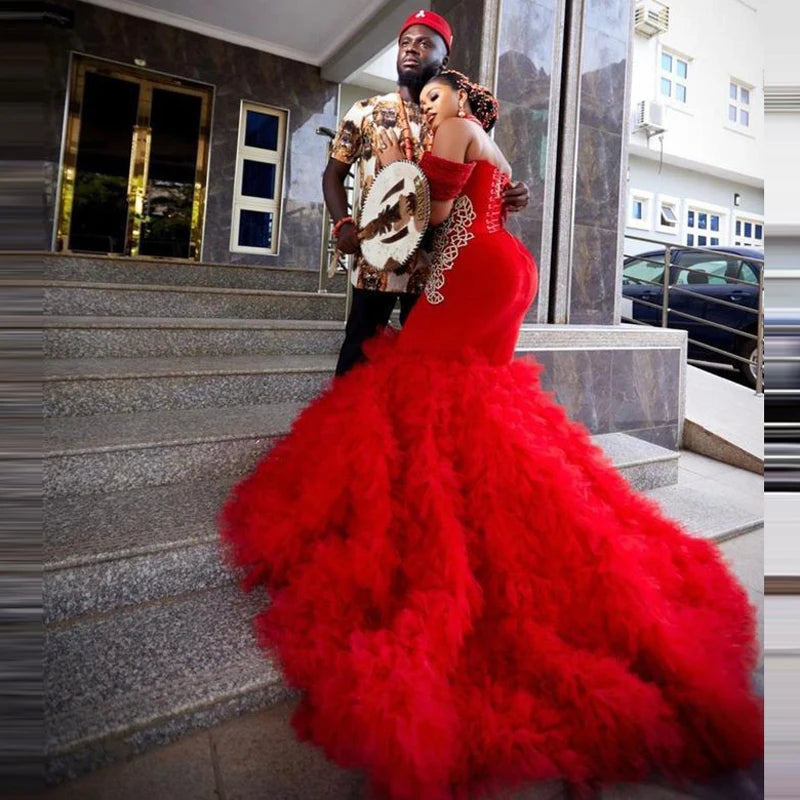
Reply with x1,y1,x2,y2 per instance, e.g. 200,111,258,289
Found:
399,9,453,53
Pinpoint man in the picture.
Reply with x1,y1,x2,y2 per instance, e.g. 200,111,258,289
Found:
324,9,528,376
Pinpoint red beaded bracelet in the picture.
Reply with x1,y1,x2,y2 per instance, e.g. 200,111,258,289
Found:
331,215,355,239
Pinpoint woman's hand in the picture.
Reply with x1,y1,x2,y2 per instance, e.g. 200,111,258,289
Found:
375,127,405,167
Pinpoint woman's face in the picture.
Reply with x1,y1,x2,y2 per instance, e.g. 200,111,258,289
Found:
420,80,465,132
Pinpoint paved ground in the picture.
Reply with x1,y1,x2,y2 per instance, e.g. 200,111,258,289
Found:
43,452,764,800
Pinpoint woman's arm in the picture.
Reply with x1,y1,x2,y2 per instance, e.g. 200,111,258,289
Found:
428,118,472,225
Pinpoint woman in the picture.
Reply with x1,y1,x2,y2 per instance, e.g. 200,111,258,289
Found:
221,71,762,800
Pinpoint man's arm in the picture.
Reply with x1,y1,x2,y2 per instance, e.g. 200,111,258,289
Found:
322,157,359,254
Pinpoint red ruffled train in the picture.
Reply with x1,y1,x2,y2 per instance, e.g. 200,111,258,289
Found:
220,158,762,799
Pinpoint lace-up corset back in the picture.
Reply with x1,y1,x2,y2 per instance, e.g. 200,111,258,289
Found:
464,160,510,234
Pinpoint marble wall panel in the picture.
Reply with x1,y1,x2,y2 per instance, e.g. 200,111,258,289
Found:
569,224,620,325
584,0,631,40
432,0,485,79
44,0,338,268
569,0,631,324
520,345,681,447
494,0,559,319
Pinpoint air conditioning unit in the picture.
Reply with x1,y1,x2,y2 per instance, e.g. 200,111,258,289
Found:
634,0,670,37
634,100,666,135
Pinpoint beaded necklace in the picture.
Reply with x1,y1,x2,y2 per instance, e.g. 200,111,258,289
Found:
396,92,416,161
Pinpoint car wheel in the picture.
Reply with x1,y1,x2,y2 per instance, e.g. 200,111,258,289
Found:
736,337,759,389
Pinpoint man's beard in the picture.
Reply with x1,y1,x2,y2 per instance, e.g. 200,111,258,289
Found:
397,63,442,98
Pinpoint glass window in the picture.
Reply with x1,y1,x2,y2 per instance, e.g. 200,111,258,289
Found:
623,255,664,284
245,110,279,150
676,60,688,79
238,209,274,248
739,261,758,283
661,78,671,96
729,80,751,128
744,222,752,237
675,84,687,103
710,215,720,231
755,224,763,238
698,212,707,230
231,102,286,254
736,220,741,235
661,205,678,225
687,210,694,227
711,237,719,246
660,50,689,104
662,53,673,71
241,160,276,199
687,234,694,245
698,235,707,246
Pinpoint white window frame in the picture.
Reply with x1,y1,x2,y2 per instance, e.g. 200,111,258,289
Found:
230,101,289,255
684,199,728,248
628,189,654,231
727,79,752,129
659,48,690,106
733,212,764,248
655,193,681,235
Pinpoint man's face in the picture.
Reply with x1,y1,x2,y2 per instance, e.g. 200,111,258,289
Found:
396,24,448,87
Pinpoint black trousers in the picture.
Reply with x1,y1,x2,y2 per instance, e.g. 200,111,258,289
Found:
335,288,419,376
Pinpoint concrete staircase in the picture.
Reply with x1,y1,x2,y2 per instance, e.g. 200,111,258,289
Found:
28,254,763,784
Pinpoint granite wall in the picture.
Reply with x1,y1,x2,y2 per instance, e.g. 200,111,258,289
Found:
43,0,338,267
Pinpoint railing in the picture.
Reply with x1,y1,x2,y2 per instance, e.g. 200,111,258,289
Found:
621,234,765,394
316,126,355,322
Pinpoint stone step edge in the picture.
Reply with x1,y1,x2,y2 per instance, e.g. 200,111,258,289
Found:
38,250,323,273
8,315,346,330
11,279,347,300
45,355,337,382
46,532,219,572
47,662,283,757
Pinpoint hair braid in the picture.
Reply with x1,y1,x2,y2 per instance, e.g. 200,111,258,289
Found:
432,69,499,132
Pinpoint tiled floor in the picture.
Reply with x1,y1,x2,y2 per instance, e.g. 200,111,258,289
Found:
44,453,765,800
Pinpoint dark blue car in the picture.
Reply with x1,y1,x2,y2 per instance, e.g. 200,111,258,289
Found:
621,246,763,387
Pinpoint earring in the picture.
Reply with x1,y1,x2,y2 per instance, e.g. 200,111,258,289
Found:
458,101,466,118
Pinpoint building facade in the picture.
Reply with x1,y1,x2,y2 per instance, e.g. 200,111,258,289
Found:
624,0,764,255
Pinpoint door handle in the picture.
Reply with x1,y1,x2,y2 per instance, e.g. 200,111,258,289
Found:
729,291,744,301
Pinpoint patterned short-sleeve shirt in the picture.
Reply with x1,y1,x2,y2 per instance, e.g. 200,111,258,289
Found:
331,92,432,294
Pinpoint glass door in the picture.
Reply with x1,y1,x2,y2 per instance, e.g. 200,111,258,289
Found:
57,55,212,260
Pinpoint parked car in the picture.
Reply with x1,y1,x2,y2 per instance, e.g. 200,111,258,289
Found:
621,246,763,387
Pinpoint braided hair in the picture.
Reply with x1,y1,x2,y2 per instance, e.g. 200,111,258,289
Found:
429,69,499,132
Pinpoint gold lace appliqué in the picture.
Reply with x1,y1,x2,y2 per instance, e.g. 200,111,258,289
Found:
425,195,476,305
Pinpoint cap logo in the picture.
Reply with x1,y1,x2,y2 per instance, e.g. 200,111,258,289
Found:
415,10,426,17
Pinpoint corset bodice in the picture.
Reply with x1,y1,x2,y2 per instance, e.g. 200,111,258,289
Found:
459,160,510,235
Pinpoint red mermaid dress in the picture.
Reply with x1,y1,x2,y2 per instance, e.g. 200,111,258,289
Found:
221,154,762,800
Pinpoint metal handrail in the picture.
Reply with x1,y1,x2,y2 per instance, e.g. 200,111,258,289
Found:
624,233,765,263
622,235,764,393
626,265,760,288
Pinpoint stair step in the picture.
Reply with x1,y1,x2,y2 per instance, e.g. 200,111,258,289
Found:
645,483,763,543
45,478,234,622
38,280,346,321
37,316,345,358
44,478,761,782
45,398,678,497
44,354,337,415
45,585,288,782
46,254,348,294
44,402,302,496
